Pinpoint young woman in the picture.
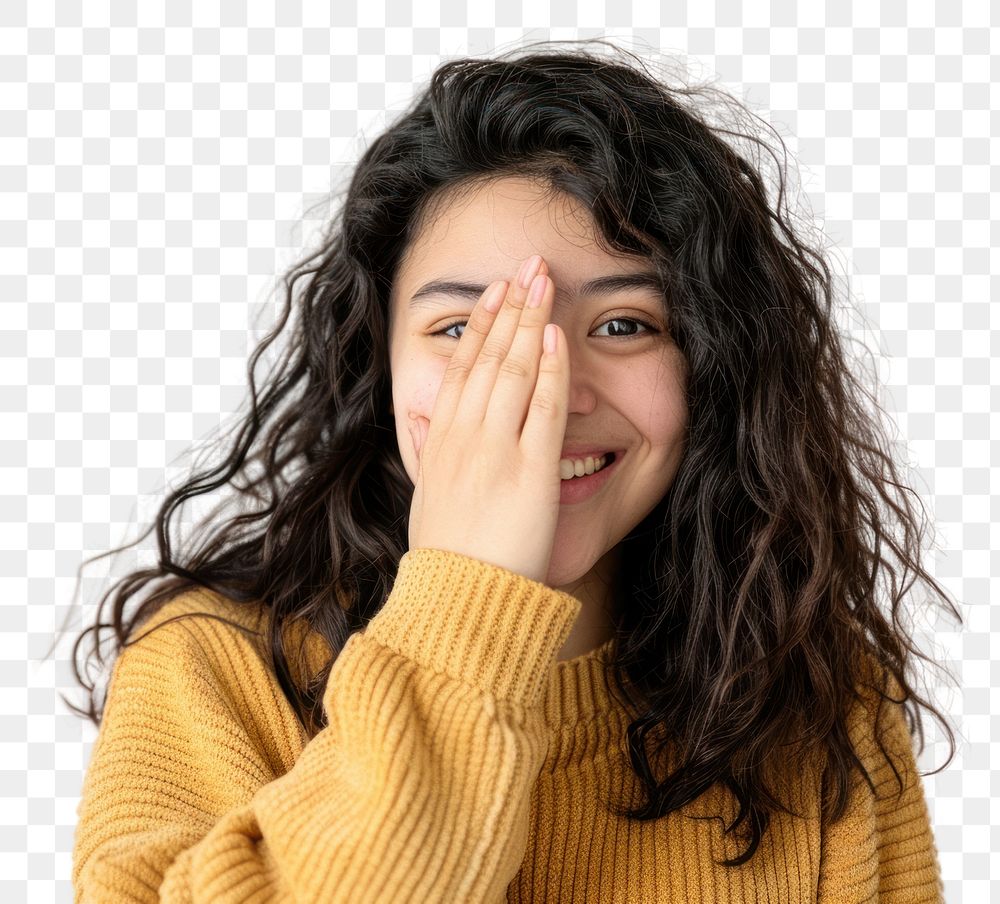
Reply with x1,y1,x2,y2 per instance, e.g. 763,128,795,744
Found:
69,42,956,901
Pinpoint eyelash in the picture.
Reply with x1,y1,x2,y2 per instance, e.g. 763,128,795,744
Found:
431,316,660,341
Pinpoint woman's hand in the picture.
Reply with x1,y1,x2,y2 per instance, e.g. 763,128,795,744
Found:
406,255,569,585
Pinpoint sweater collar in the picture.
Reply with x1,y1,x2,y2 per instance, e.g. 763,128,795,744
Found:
542,635,630,728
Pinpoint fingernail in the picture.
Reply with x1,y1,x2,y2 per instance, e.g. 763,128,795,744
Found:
518,255,541,289
484,281,505,313
527,274,546,307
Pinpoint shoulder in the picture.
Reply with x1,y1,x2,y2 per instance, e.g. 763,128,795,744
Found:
814,656,944,900
849,652,913,736
837,650,925,796
130,586,335,650
114,587,271,677
117,586,334,705
102,588,267,697
129,587,267,643
94,587,315,785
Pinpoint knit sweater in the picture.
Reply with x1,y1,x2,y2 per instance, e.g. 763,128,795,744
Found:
72,547,944,902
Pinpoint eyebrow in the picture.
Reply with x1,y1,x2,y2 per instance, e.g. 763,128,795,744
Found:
408,272,666,308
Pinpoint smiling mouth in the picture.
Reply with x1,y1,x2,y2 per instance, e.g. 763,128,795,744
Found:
558,451,617,480
557,450,626,505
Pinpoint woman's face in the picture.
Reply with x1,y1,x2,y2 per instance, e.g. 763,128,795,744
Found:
387,176,689,589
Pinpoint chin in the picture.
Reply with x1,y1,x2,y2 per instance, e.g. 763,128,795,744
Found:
545,548,599,590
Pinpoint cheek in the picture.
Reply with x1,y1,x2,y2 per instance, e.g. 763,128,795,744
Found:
645,384,688,448
392,359,448,471
400,378,442,420
390,344,446,417
619,355,689,449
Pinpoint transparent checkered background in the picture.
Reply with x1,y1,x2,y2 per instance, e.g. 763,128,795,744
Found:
2,1,994,901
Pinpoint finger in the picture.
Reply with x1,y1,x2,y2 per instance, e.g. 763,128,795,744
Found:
518,320,569,470
424,280,507,444
484,271,554,440
451,256,547,431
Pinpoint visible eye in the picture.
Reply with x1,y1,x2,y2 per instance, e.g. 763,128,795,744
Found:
592,317,659,339
431,320,468,340
430,316,661,341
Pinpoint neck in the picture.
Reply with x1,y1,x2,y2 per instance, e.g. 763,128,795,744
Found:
554,544,622,660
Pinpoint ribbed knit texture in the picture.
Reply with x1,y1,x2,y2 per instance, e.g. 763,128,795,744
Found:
73,548,944,902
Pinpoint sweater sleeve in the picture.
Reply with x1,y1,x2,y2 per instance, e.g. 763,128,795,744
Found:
816,669,945,903
72,548,582,903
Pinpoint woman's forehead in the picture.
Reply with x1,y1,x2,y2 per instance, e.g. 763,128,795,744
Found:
397,181,647,281
416,175,591,235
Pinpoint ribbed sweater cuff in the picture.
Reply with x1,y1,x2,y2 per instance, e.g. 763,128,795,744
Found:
364,547,582,709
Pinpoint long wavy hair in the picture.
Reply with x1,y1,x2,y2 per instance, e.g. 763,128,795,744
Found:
63,40,960,867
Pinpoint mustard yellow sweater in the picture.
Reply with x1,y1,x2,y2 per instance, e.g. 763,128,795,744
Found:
73,548,944,902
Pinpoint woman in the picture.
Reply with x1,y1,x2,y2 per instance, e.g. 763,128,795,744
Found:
69,41,955,901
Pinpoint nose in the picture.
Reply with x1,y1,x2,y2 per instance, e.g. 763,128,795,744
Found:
562,347,599,416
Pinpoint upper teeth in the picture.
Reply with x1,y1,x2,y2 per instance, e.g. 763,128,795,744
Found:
559,454,608,480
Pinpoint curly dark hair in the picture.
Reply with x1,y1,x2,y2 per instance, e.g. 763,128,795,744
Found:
61,39,960,868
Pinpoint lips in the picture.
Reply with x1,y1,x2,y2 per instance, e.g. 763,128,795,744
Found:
558,448,623,504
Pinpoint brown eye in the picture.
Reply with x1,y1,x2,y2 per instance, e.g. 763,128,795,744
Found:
592,317,659,339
